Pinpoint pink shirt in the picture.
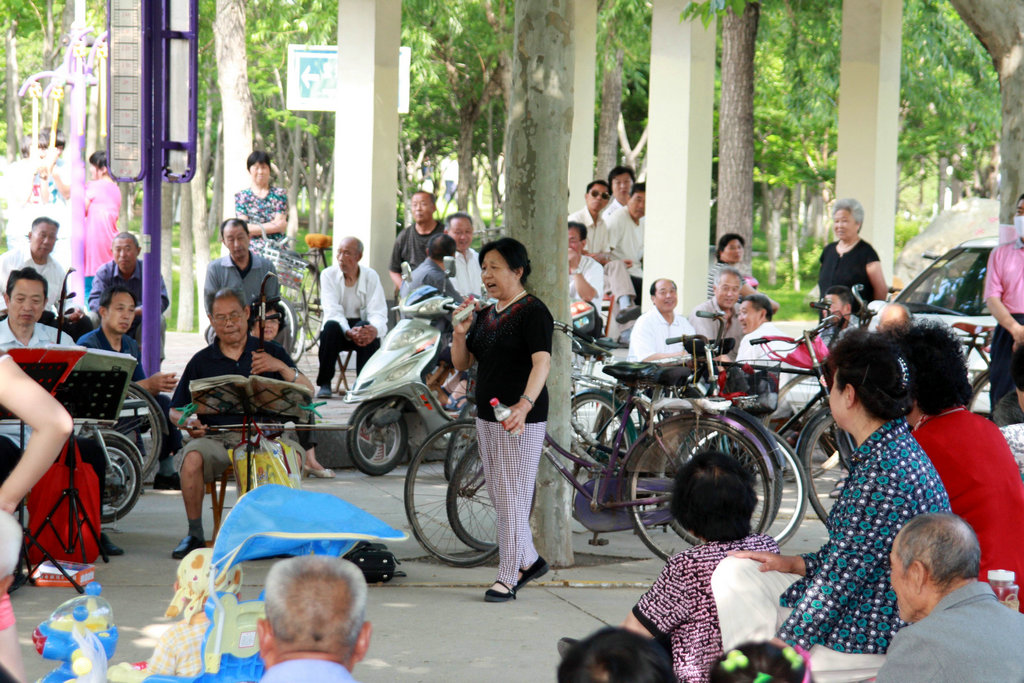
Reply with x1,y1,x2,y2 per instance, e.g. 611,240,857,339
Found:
984,242,1024,314
84,178,122,276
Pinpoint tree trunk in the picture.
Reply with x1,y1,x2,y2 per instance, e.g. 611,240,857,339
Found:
192,128,211,323
161,184,175,310
937,155,948,212
717,2,760,269
208,120,224,238
949,0,1024,223
505,0,574,567
5,23,23,163
178,180,195,331
288,121,301,237
214,0,254,218
305,131,318,236
456,117,475,212
617,116,648,174
788,184,801,291
764,183,783,287
595,48,623,181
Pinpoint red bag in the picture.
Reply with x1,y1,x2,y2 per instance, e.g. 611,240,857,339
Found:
27,441,101,565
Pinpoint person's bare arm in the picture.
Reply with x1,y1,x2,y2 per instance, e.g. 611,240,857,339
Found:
572,271,597,303
251,351,314,392
389,271,403,292
728,549,806,576
621,611,654,639
866,262,888,301
137,371,178,396
0,360,74,513
987,296,1024,347
451,298,476,371
249,213,287,237
501,350,551,434
740,282,780,313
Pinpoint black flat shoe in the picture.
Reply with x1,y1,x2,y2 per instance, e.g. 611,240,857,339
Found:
172,535,205,559
484,581,516,603
515,556,549,591
100,533,124,557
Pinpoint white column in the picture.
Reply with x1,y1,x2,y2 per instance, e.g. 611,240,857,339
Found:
567,0,597,211
835,0,902,280
645,1,716,313
334,0,401,279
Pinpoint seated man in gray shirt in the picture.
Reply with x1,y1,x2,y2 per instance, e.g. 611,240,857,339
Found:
204,218,280,315
876,513,1024,682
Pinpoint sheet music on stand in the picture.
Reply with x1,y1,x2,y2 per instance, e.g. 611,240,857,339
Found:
54,348,137,423
188,375,312,421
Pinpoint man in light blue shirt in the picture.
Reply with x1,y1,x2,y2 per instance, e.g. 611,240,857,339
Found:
258,556,372,683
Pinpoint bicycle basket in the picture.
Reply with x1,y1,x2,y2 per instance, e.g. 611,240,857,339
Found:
718,362,780,415
253,241,308,291
761,335,828,370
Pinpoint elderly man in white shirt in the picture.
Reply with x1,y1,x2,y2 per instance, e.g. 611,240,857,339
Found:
628,279,696,362
735,293,788,363
445,212,482,297
569,222,604,312
315,237,388,399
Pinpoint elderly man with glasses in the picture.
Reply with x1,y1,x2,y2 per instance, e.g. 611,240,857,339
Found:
167,288,313,559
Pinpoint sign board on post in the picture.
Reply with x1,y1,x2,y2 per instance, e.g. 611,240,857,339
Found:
287,44,411,113
107,0,147,181
286,45,338,112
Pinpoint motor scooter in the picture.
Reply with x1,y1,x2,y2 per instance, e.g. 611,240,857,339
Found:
344,260,470,475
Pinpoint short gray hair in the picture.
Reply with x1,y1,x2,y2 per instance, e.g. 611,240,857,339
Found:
112,232,140,249
212,288,247,310
264,555,368,658
833,198,865,226
0,511,21,577
894,513,980,590
714,265,743,287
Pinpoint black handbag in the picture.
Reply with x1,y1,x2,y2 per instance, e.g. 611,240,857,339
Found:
343,541,404,583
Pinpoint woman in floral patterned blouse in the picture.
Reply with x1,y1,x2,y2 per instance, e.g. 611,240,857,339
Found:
235,150,287,244
712,330,950,682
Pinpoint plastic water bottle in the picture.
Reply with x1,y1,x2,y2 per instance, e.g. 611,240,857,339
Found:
988,569,1020,611
489,398,522,436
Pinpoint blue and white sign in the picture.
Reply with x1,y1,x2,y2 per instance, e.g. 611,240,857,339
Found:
287,45,338,111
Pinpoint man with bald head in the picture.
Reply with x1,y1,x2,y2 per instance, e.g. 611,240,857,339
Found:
258,555,372,683
876,513,1024,682
316,237,388,398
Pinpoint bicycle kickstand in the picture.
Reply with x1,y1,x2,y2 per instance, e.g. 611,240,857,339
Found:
588,532,609,546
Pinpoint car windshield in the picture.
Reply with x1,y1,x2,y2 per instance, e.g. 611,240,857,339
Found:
898,247,991,317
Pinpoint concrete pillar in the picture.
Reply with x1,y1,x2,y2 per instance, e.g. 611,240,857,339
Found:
644,2,716,313
334,0,400,279
567,0,597,211
835,0,902,280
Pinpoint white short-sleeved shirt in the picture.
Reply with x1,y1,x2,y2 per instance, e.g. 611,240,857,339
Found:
628,309,696,362
571,255,604,311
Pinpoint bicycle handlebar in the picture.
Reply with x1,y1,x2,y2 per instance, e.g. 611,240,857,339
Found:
695,310,723,319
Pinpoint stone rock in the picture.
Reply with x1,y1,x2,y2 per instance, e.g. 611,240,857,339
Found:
895,198,1000,287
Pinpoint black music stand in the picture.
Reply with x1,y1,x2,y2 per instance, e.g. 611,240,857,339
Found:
2,347,86,591
15,349,134,592
187,374,311,492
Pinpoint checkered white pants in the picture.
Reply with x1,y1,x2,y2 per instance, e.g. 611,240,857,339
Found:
476,418,546,587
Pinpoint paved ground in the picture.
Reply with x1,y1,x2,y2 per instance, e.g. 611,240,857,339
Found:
13,329,829,682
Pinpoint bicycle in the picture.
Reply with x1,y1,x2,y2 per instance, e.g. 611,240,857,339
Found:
405,340,788,567
952,321,994,416
112,382,168,482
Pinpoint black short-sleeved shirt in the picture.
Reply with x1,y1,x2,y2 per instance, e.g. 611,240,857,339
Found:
466,294,553,423
170,335,296,427
817,239,880,297
389,221,445,275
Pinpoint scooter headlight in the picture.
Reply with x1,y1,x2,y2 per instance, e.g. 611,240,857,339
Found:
386,327,434,351
386,358,421,382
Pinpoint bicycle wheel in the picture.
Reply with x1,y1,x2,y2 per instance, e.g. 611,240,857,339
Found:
442,417,479,480
764,432,808,547
114,382,167,482
99,430,144,524
278,298,306,362
347,399,409,476
796,406,854,524
446,444,498,551
300,262,323,352
625,411,775,561
968,369,991,417
404,421,497,567
570,389,638,455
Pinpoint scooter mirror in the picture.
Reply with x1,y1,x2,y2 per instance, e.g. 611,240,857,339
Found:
401,262,413,282
443,255,456,278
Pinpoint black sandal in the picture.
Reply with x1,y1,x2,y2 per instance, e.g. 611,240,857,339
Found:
515,556,549,591
484,581,516,603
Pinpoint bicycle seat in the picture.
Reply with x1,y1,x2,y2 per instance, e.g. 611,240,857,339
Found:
304,233,333,249
651,366,692,387
952,321,994,337
602,362,657,385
